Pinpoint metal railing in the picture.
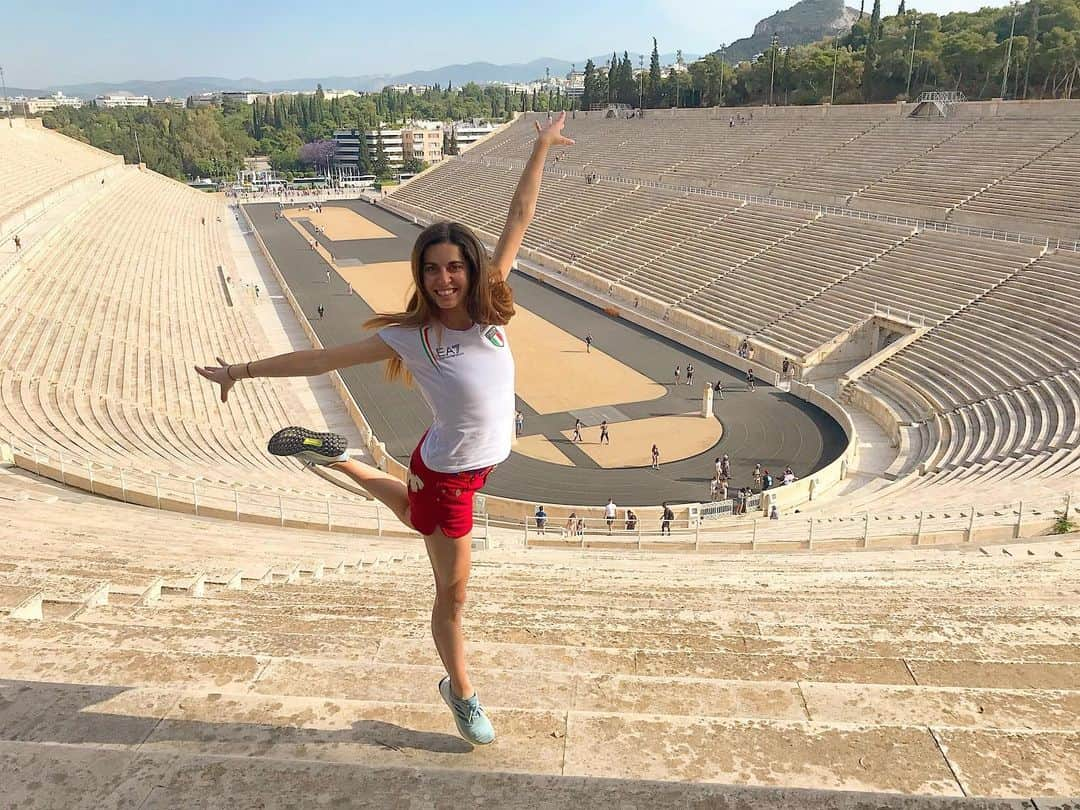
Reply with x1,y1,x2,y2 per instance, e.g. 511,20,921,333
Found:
517,492,1076,552
5,437,395,536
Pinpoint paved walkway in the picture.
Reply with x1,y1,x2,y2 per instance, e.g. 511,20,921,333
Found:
244,201,847,506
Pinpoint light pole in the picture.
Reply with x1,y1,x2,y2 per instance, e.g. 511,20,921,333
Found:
769,34,780,106
1000,0,1020,99
905,15,920,98
830,38,840,103
639,53,644,109
0,65,9,124
719,45,726,105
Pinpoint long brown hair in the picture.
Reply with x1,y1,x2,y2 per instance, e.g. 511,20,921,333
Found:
365,221,515,383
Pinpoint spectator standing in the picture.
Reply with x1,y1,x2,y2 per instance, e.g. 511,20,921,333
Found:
718,477,729,502
720,454,731,479
686,363,694,386
585,333,593,353
753,464,762,490
746,368,755,392
565,512,577,537
714,456,723,478
661,503,674,535
515,410,524,436
599,420,610,445
625,509,638,532
13,235,21,251
605,498,617,534
762,469,773,490
783,466,796,486
317,305,325,319
673,365,680,385
534,505,547,535
770,504,780,520
713,379,724,400
651,444,660,469
572,418,583,443
781,357,792,379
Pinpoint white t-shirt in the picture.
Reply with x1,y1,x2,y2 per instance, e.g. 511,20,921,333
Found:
605,501,617,518
378,321,515,473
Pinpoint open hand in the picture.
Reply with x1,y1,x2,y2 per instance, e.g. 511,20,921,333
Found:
534,112,575,148
194,356,237,403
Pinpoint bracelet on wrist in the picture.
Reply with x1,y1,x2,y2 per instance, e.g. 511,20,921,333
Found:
246,361,253,379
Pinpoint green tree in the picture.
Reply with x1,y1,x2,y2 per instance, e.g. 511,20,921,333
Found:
373,130,390,178
581,59,598,109
648,38,663,106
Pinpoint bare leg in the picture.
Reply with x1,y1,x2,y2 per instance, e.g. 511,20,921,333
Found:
424,529,474,699
329,458,411,528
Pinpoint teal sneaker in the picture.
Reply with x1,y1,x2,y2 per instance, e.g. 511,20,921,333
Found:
439,676,495,745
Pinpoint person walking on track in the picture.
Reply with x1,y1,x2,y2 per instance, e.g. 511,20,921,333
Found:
196,112,575,747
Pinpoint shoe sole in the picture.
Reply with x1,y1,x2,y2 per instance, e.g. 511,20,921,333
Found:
267,426,347,464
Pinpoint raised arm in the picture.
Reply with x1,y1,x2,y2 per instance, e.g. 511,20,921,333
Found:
194,334,396,403
490,112,575,282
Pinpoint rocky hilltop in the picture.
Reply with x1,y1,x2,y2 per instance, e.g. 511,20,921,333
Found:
718,0,861,63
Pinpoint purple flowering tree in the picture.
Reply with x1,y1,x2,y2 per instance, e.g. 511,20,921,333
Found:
298,139,336,170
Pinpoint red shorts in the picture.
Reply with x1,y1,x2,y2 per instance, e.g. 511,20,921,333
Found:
407,441,493,539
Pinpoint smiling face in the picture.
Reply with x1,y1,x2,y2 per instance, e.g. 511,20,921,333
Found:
421,241,471,319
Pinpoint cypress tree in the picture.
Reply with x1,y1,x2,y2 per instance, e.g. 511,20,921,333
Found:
648,38,662,107
582,59,597,109
357,128,372,175
373,130,389,178
898,0,905,14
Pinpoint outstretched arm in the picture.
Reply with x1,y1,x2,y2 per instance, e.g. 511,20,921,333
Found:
194,335,396,403
490,112,575,282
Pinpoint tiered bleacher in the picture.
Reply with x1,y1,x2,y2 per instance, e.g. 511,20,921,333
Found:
1,103,1078,807
0,120,122,231
0,129,394,530
1,468,1077,803
386,103,1080,505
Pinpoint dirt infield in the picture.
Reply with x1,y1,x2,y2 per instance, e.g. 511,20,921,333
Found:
512,435,575,466
560,414,723,469
285,208,394,240
331,256,665,417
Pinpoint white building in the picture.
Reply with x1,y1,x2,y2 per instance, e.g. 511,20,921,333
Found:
386,83,432,93
222,91,269,105
13,91,84,114
322,89,359,100
154,97,186,108
452,121,498,151
333,120,445,170
94,94,151,108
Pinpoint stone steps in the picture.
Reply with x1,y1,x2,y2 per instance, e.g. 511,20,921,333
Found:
5,615,1078,691
1,649,1077,796
0,738,1043,809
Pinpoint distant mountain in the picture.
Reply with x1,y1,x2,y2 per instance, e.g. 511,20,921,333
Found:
13,53,701,100
716,0,861,63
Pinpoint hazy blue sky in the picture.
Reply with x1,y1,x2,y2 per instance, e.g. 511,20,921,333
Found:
10,0,999,87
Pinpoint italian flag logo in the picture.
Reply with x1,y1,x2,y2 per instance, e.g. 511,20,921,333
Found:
421,325,440,369
484,326,505,348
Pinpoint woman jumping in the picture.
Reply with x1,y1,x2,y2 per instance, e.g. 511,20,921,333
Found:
196,112,574,746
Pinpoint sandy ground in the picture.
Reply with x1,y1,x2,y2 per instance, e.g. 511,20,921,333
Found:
285,208,394,240
512,435,574,466
559,414,723,469
329,256,665,416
